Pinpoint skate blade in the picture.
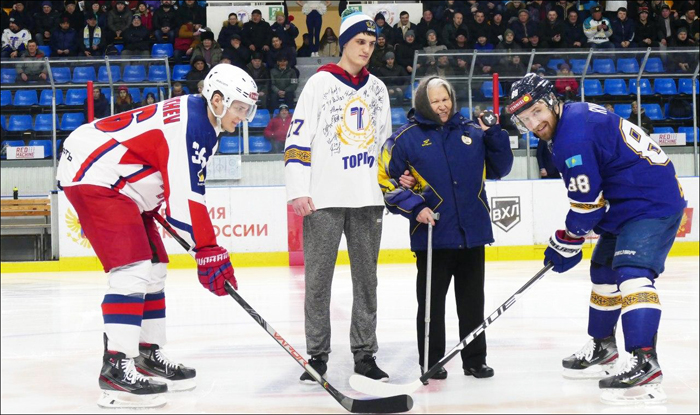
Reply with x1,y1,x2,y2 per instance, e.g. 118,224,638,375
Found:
600,384,667,405
97,390,167,409
562,364,615,380
144,376,196,392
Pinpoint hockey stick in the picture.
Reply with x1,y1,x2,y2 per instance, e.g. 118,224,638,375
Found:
153,212,413,413
349,262,555,397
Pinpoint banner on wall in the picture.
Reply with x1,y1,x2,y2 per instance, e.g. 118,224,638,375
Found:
57,178,699,258
206,5,284,39
58,187,289,258
348,4,401,26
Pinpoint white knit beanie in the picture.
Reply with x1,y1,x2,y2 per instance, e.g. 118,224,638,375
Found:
339,11,377,50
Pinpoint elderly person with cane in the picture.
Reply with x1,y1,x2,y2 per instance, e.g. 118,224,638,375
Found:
378,76,513,379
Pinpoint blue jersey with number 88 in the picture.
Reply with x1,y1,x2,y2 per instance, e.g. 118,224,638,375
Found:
550,102,686,237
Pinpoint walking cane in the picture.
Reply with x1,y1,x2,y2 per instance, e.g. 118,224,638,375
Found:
423,212,440,374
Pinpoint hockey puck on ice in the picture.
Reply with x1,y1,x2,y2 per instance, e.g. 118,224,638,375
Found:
481,110,497,127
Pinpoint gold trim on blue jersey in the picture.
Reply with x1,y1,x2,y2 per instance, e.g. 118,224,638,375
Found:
284,145,311,166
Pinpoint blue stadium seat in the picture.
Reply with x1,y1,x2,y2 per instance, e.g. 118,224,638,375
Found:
653,126,674,134
34,114,59,132
148,65,168,82
582,79,603,96
1,68,17,83
459,107,471,118
391,108,408,125
65,89,88,106
128,87,141,103
172,65,190,81
28,140,52,158
38,45,51,56
1,90,12,106
570,59,591,74
143,87,165,101
218,135,241,154
51,67,71,84
7,115,33,131
0,117,6,130
603,79,627,96
678,78,699,95
628,78,653,95
665,102,692,120
114,44,124,54
616,58,639,73
480,81,504,98
249,136,272,153
547,59,566,71
151,43,174,57
613,104,631,118
60,113,85,131
249,109,270,128
2,139,25,147
101,88,112,101
644,57,664,73
592,59,615,74
404,81,419,100
653,79,678,95
678,126,699,143
123,65,147,82
72,66,96,83
39,89,64,106
641,103,663,120
98,65,121,82
13,90,38,106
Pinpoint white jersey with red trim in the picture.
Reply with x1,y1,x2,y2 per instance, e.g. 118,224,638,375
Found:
56,94,219,250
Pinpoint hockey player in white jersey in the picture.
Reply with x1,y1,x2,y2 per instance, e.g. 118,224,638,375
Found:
285,10,415,384
56,64,257,408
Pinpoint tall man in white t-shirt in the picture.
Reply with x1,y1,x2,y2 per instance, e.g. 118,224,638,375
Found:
285,11,413,384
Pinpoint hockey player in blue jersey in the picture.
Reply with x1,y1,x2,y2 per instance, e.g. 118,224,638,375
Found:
506,73,686,404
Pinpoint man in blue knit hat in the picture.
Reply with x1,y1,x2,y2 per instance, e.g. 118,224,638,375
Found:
285,10,415,384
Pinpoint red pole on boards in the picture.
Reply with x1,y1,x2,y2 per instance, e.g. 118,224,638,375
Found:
87,80,94,122
492,72,499,118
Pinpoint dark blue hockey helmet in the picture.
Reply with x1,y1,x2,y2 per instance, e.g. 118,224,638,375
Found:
507,73,558,134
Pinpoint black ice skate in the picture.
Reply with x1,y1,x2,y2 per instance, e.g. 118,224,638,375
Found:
562,335,619,379
97,350,167,409
300,355,328,384
599,347,666,405
354,355,389,382
135,343,197,392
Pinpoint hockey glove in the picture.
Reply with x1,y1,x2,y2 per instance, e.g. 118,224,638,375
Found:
196,246,237,295
544,230,585,273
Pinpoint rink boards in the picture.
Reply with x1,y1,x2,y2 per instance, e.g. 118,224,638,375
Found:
3,177,698,272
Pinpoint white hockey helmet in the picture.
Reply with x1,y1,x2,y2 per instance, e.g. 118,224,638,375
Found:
202,63,258,125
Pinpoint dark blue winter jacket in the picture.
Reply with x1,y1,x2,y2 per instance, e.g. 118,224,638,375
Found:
378,110,513,251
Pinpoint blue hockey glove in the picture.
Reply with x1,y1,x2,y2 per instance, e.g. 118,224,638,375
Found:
544,230,585,273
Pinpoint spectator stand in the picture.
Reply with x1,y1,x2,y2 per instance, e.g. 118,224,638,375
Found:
1,55,171,172
408,47,699,177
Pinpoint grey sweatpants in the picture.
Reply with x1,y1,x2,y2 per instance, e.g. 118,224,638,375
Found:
303,206,384,362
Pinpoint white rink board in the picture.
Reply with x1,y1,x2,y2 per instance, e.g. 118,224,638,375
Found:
57,178,699,257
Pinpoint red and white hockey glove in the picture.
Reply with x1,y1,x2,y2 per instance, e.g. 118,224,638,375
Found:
544,230,585,273
196,246,237,295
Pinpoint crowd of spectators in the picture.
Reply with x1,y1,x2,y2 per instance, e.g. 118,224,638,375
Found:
2,1,698,115
366,1,698,101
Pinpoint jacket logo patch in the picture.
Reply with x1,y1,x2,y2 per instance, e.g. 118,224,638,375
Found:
491,196,521,232
461,135,472,145
422,138,432,147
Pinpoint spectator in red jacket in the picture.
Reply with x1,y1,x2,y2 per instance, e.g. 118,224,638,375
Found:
554,62,578,102
263,104,292,153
